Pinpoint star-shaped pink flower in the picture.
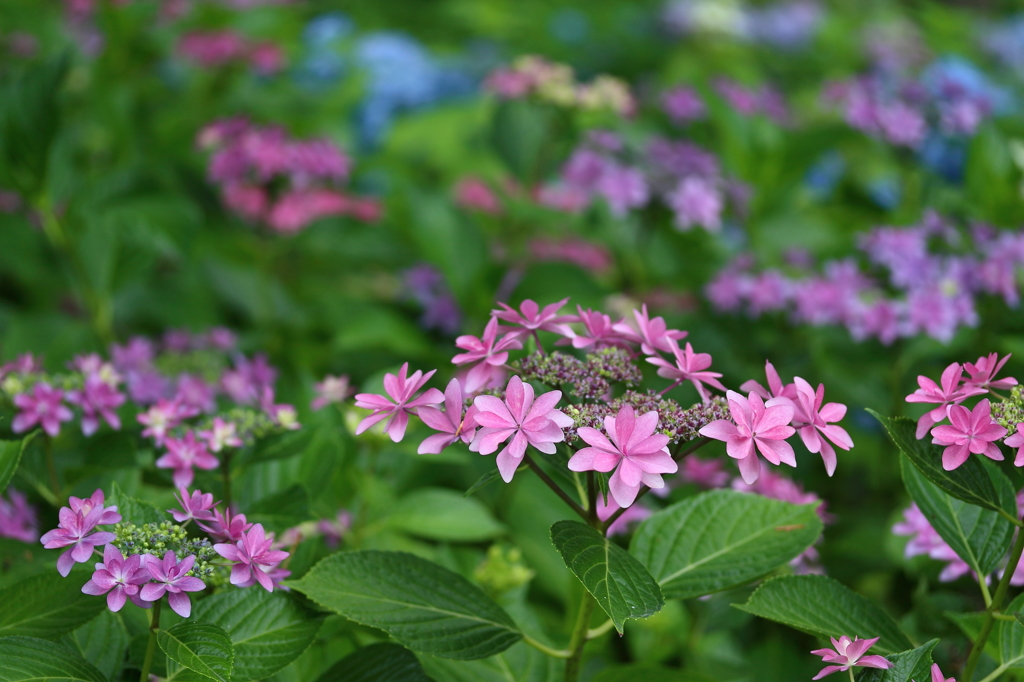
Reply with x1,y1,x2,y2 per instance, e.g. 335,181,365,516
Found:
492,298,576,340
646,341,726,402
452,317,522,393
739,360,797,402
214,523,289,592
40,490,121,577
417,379,478,454
611,304,687,356
81,545,152,612
906,362,985,438
140,551,206,618
699,390,796,484
963,352,1017,391
1006,423,1024,467
13,383,73,437
156,432,220,488
811,636,891,679
556,306,634,350
792,377,853,477
354,363,444,442
169,486,217,523
930,399,1007,470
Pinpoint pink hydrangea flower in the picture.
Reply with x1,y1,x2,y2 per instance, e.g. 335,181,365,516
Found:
140,552,206,618
12,383,74,437
699,390,796,485
137,399,197,446
612,304,687,356
175,375,216,414
892,503,971,582
667,176,723,232
354,363,444,442
67,374,125,436
963,352,1017,391
930,399,1007,470
156,432,220,488
470,376,572,482
1005,424,1024,467
169,487,217,523
214,523,289,592
454,177,502,214
81,545,152,612
492,298,576,340
906,362,985,438
452,318,523,393
646,341,726,402
811,636,891,679
197,508,252,543
198,418,243,453
0,488,38,543
40,490,121,577
740,360,798,402
556,306,633,350
417,379,478,455
311,375,352,410
568,405,678,508
791,377,853,477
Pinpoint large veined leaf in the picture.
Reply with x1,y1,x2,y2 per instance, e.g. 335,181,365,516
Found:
551,520,664,633
0,636,107,682
999,594,1024,669
0,572,106,639
420,641,563,682
387,488,505,542
286,550,522,659
108,481,163,526
0,432,36,492
62,610,130,680
191,588,323,682
629,489,823,599
157,623,234,682
315,643,432,682
855,640,937,681
734,575,912,655
901,455,1014,578
871,411,1010,516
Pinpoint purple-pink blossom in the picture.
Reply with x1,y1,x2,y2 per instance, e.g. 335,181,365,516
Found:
13,383,73,437
646,341,726,402
198,417,243,453
137,399,196,445
791,377,853,477
699,390,796,485
353,363,444,442
612,304,687,356
452,317,523,393
311,375,352,410
667,176,723,232
0,488,38,543
811,636,891,679
556,306,633,351
40,490,122,577
214,523,289,592
892,503,972,582
81,545,151,612
492,298,576,340
677,456,730,489
417,379,478,455
1006,424,1024,467
156,432,220,488
67,374,125,436
906,362,985,438
140,552,206,618
169,486,217,523
930,399,1007,470
596,497,651,537
963,352,1017,391
197,508,253,543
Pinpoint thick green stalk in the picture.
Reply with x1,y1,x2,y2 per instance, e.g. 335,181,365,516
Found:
563,591,596,682
139,598,162,682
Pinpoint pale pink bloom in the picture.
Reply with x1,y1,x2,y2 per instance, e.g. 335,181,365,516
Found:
892,503,971,581
140,552,206,618
169,487,217,523
267,189,352,233
740,360,798,402
452,317,522,393
811,636,891,679
963,353,1017,391
930,399,1007,470
699,391,796,485
492,298,576,340
40,490,121,577
612,304,688,355
156,432,220,488
1006,424,1024,467
662,86,706,123
137,399,197,446
646,341,726,402
354,363,444,442
197,508,253,543
417,379,478,455
454,177,502,214
596,497,651,536
81,545,151,612
214,523,289,592
471,376,572,482
259,388,300,431
732,469,832,522
906,362,985,438
175,375,216,414
317,510,352,548
198,418,243,453
12,383,73,437
667,176,723,232
568,405,677,508
556,306,633,350
678,456,730,489
311,375,352,410
791,377,852,477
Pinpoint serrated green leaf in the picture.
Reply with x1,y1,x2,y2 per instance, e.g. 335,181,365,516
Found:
999,594,1024,668
629,489,823,599
870,411,1008,515
551,520,664,633
0,636,107,682
191,588,322,682
107,481,163,526
855,639,937,681
157,623,234,682
315,642,432,682
63,610,129,680
0,432,36,492
901,455,1015,577
286,550,522,659
734,575,912,655
388,488,505,542
420,641,563,682
0,572,106,639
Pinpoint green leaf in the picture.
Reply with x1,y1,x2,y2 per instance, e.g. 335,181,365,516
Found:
387,488,505,542
107,481,163,526
0,636,107,682
157,623,234,682
63,610,129,680
191,588,323,682
900,455,1015,577
489,99,553,183
286,550,522,659
246,484,311,534
420,641,562,682
629,489,824,599
248,428,316,464
550,520,664,634
315,642,432,682
870,411,1008,515
591,664,712,682
1016,612,1024,628
855,639,937,682
0,432,36,492
464,469,504,497
999,594,1024,668
944,611,1001,660
0,572,106,639
734,575,912,655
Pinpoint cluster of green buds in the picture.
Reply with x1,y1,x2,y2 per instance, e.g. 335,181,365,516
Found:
474,544,536,597
112,520,220,580
992,385,1024,431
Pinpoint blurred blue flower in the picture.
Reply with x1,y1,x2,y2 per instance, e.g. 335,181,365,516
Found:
981,15,1024,79
921,56,1013,115
919,133,967,184
304,13,355,49
867,177,901,210
805,151,846,198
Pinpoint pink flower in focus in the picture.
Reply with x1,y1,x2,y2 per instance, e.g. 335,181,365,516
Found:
646,341,726,402
169,486,217,523
452,317,523,394
930,399,1007,471
354,363,444,442
791,377,853,477
556,306,633,351
417,379,478,455
197,508,253,543
596,497,651,537
740,360,798,402
13,383,73,437
678,456,730,489
612,304,687,355
156,432,220,488
568,405,678,508
81,545,151,612
906,363,985,438
455,177,502,214
140,552,206,618
963,353,1017,391
492,298,576,340
811,636,891,679
699,391,796,485
471,376,572,482
214,523,289,591
1005,424,1024,466
311,375,352,410
199,418,243,453
40,490,121,577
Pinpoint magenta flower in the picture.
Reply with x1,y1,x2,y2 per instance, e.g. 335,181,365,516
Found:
646,341,726,402
557,306,633,350
739,360,797,402
156,432,220,488
930,399,1007,470
354,363,444,442
67,374,125,436
175,375,216,414
811,636,891,679
138,399,197,446
0,488,38,543
140,552,206,618
13,383,73,437
612,304,688,355
452,318,523,393
927,663,955,682
1006,424,1024,467
470,376,573,482
963,353,1017,391
568,405,678,508
791,377,853,477
169,487,217,523
197,508,253,543
906,363,985,438
311,375,352,410
214,523,290,592
417,379,478,455
40,490,122,577
198,418,243,453
492,298,576,340
699,391,796,485
81,545,152,612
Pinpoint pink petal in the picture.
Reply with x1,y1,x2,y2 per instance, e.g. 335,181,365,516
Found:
699,420,739,441
736,453,761,484
418,432,455,455
857,655,892,670
167,591,192,618
756,437,796,467
473,427,515,455
942,442,971,470
609,469,642,508
107,588,127,612
725,436,755,461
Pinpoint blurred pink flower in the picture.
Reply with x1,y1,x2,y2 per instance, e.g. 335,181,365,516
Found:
597,497,651,536
0,488,38,543
678,456,730,489
13,383,73,437
156,432,220,488
311,375,352,410
455,178,501,214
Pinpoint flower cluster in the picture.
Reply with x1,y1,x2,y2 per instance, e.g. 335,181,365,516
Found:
39,487,289,617
0,487,38,543
345,297,852,507
177,31,285,75
197,118,381,234
484,55,635,116
707,214,1024,344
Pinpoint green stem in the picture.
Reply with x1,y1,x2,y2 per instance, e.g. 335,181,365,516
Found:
586,619,614,640
139,598,162,682
563,591,596,682
524,454,587,520
522,634,571,659
963,525,1024,681
848,668,856,682
979,574,993,609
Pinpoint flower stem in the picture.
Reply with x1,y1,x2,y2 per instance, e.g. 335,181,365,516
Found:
522,634,571,658
139,597,162,682
563,591,596,682
524,453,588,520
586,619,614,639
963,523,1024,681
848,668,856,682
